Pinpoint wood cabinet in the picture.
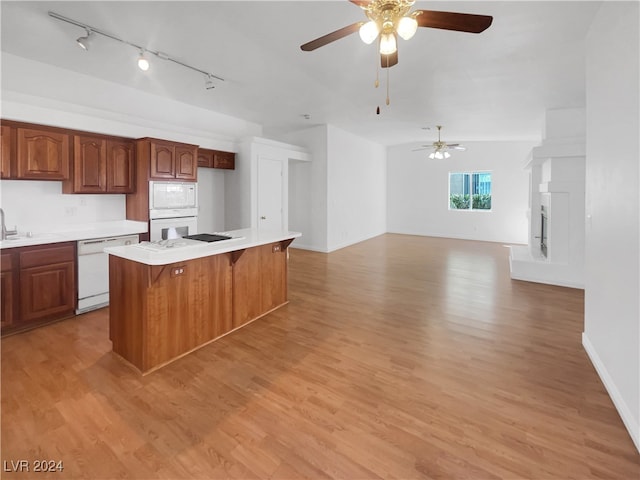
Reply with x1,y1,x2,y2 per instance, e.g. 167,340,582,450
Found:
146,138,197,181
16,127,70,180
1,253,16,329
232,241,289,329
109,240,292,374
213,150,235,169
1,242,76,336
110,252,233,373
106,140,135,193
1,125,12,179
63,135,134,194
197,148,235,170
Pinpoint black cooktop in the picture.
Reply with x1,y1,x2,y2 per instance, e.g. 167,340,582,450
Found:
183,233,232,243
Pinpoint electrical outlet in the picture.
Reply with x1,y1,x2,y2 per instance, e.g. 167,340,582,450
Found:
64,206,77,217
171,266,186,277
272,244,281,253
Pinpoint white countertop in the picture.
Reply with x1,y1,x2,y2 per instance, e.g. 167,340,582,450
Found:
105,228,301,266
0,220,148,249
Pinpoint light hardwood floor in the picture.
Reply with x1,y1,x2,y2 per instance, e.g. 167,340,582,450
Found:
2,234,639,479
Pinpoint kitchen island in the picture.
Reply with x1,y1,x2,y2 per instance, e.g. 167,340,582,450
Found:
105,228,300,374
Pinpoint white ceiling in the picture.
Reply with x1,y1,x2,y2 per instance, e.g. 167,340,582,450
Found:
1,1,600,146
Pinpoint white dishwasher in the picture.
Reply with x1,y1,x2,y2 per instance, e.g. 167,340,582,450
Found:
77,234,139,314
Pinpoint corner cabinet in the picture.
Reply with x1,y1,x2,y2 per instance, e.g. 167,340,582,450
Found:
1,242,77,336
143,138,197,181
16,127,70,180
197,148,235,170
63,135,135,194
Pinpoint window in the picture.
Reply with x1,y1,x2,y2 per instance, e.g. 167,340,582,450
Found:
449,171,492,210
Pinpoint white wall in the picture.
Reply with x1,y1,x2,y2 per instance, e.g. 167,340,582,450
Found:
283,124,386,252
387,141,536,244
583,1,639,452
326,125,386,251
196,168,226,233
1,54,262,233
0,180,124,232
286,125,328,252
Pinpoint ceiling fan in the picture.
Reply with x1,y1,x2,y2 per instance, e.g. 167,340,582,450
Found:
300,0,493,69
413,125,466,159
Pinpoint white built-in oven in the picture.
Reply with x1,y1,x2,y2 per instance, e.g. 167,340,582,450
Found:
149,181,198,241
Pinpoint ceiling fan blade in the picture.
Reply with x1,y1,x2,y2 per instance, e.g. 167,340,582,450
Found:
349,0,371,7
415,10,493,34
381,50,398,68
412,147,430,151
452,145,467,151
300,22,363,51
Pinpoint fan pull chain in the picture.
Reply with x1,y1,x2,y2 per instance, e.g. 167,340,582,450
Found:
386,63,390,106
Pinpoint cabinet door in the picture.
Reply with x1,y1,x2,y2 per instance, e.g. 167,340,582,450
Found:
150,141,175,179
197,149,213,168
1,253,16,329
213,150,235,170
20,262,75,324
232,247,263,328
1,125,12,179
107,140,135,193
260,243,288,312
17,128,70,180
73,135,107,193
175,146,197,180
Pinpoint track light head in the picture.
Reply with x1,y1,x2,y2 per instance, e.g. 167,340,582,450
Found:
76,29,93,50
205,75,215,90
137,50,150,71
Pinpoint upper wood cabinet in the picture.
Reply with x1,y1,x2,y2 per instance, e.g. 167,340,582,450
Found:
213,150,235,169
106,140,135,193
63,135,135,194
175,145,197,179
143,138,197,181
1,125,12,179
16,127,70,180
197,148,235,170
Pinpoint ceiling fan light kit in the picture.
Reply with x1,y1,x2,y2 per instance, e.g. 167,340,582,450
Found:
414,125,465,159
300,0,493,112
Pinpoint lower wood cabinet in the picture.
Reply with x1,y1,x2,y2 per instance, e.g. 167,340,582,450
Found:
1,253,16,330
232,242,287,328
1,243,76,336
109,240,291,374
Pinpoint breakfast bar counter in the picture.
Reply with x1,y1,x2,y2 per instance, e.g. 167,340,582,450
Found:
105,228,301,374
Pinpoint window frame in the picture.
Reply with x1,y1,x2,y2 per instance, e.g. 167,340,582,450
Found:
448,170,493,212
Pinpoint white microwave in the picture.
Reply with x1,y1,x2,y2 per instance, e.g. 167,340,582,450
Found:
149,181,197,212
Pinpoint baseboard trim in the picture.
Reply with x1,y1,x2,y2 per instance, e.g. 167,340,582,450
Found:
582,332,640,453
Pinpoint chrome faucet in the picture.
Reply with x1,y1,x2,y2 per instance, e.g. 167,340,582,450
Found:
0,208,17,240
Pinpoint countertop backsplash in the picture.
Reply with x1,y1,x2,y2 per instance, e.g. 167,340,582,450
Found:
0,179,126,234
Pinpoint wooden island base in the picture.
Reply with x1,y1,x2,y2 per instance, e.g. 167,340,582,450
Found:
109,239,292,374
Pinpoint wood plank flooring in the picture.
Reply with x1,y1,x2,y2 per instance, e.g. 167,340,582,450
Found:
2,234,639,479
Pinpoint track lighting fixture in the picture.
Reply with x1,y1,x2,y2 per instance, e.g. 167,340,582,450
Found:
137,51,150,71
48,11,224,87
76,28,93,50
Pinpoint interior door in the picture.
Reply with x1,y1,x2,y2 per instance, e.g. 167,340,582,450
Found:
257,156,283,232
